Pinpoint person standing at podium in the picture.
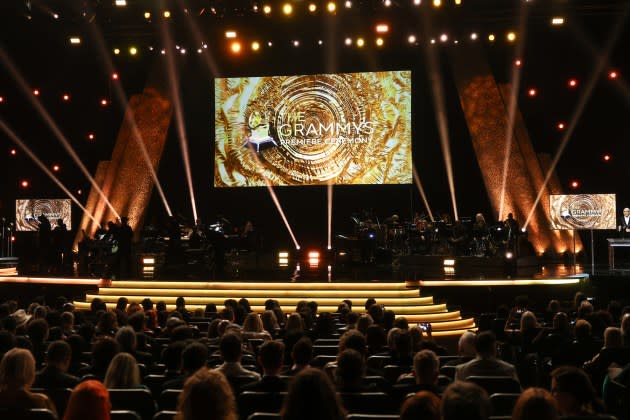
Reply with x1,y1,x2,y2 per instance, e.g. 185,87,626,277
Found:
619,207,630,238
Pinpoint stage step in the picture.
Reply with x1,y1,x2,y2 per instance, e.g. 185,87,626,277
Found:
75,280,476,336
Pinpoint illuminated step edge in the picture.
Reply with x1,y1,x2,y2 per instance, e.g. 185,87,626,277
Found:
87,294,433,307
407,278,581,287
0,276,107,286
73,300,464,326
82,297,448,315
110,281,414,290
97,288,422,299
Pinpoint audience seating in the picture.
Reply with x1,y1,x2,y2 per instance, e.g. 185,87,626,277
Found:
246,413,281,420
313,345,341,356
31,388,72,418
603,379,629,420
338,392,397,414
366,356,392,371
439,365,457,380
346,415,400,420
108,388,158,420
152,411,176,420
111,410,142,420
158,389,181,411
465,376,521,395
143,374,167,399
383,365,412,384
227,375,261,395
0,408,59,420
237,391,287,420
489,393,521,417
310,354,336,368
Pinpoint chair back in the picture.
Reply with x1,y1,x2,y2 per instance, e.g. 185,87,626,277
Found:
109,388,157,420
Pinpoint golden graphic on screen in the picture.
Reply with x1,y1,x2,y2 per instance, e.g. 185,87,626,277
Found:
214,71,412,187
549,194,616,230
15,199,72,231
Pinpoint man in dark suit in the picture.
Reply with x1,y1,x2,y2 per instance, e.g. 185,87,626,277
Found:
619,207,630,238
241,340,287,393
34,340,80,389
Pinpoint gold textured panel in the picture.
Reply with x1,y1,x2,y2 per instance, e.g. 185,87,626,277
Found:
214,71,412,186
450,45,576,256
77,87,172,239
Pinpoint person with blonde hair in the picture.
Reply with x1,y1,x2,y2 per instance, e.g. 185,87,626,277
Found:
64,380,111,420
104,352,143,389
0,348,57,415
512,387,559,420
176,368,237,420
242,313,272,341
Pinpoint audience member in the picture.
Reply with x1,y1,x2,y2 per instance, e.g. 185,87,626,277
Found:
281,368,346,420
455,331,519,382
175,368,237,420
441,380,490,420
63,380,111,420
550,366,604,417
512,387,559,420
163,341,209,390
104,352,144,389
0,348,57,415
400,390,441,420
282,336,313,376
34,340,80,389
242,340,287,392
214,332,261,382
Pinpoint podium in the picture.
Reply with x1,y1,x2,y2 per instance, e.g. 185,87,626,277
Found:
607,239,630,270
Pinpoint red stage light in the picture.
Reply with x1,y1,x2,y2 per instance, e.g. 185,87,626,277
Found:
515,59,522,67
570,180,579,189
112,73,119,80
603,154,611,162
62,94,70,101
557,122,565,130
10,149,17,156
87,133,95,140
100,98,108,106
52,164,60,172
33,89,40,96
609,71,618,79
20,180,29,188
568,79,578,88
0,96,4,103
527,88,537,97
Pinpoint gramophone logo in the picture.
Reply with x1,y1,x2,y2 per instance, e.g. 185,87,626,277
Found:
243,111,278,152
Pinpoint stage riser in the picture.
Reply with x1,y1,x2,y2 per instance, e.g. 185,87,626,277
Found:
96,288,422,299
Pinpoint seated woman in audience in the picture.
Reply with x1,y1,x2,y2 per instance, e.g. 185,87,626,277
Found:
0,348,57,416
242,313,273,341
176,368,236,420
281,368,346,420
261,310,280,338
584,326,630,389
104,352,145,389
550,366,604,417
64,380,111,420
505,310,540,353
512,387,558,420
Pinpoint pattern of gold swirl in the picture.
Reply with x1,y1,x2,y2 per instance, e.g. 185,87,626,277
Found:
550,194,617,230
214,71,412,187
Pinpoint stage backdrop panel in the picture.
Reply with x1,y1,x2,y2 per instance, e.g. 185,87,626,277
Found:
549,194,616,230
15,199,72,231
214,70,412,187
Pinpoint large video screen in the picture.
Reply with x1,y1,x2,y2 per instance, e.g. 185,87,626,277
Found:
214,70,412,187
549,194,616,230
15,199,72,231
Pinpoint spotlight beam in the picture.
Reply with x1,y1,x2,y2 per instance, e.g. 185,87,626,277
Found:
246,145,300,249
0,119,100,227
82,13,173,217
159,17,198,222
0,47,120,220
412,165,435,222
498,2,529,221
420,11,458,221
523,8,628,229
176,0,221,77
